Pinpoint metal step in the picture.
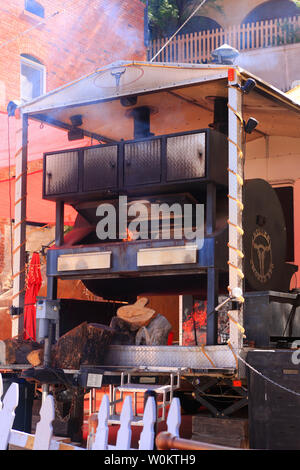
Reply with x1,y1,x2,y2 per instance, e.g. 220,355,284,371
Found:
109,371,181,424
108,414,144,426
116,383,173,394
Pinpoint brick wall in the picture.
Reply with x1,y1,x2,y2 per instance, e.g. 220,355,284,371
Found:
0,0,146,111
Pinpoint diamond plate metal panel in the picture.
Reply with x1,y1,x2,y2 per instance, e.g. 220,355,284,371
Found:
83,145,118,191
124,139,161,185
45,151,78,195
103,345,237,370
166,132,206,181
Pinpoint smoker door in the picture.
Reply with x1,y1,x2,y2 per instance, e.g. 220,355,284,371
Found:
166,132,206,181
83,145,118,191
45,151,79,195
124,139,161,186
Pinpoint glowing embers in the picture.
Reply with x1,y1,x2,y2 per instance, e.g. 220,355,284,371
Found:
122,228,134,242
182,298,230,346
95,193,204,243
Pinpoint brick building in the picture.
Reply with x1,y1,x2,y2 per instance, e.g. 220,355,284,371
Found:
0,0,146,338
0,0,146,111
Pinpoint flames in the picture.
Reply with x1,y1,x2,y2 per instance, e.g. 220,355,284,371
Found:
122,228,134,241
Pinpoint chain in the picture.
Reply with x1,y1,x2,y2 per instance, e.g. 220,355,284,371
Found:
52,387,84,423
237,353,300,398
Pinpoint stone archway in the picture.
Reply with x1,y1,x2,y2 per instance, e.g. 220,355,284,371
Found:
179,16,223,35
242,0,300,24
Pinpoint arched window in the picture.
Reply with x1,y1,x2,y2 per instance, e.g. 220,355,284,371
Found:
20,54,45,102
24,0,45,18
242,0,300,24
180,16,223,35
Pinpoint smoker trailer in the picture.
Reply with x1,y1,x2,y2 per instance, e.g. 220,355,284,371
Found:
7,62,300,448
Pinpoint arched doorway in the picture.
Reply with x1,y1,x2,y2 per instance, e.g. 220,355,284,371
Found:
179,16,223,35
241,0,300,49
242,0,300,24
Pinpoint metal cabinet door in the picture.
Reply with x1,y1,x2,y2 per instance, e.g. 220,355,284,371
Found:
83,145,118,191
166,132,206,181
45,151,79,195
124,139,161,186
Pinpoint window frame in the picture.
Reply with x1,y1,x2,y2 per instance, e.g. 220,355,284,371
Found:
24,0,45,19
20,55,46,102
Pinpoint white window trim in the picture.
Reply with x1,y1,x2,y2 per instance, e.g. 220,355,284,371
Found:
24,0,45,19
20,55,46,102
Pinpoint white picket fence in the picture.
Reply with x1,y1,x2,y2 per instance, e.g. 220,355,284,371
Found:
0,373,181,450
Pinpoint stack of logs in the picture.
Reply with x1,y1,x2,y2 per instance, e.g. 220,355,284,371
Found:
0,298,172,370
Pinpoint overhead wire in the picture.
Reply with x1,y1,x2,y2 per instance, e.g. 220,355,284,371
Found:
0,0,78,52
150,0,209,62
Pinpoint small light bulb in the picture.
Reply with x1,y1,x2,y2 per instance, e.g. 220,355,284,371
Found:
231,287,243,299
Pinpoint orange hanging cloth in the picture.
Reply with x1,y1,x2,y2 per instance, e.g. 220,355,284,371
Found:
23,252,42,341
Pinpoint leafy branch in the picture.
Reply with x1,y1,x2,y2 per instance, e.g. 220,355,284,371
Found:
143,0,223,39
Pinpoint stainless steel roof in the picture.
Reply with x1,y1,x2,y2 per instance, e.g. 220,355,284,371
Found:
19,60,300,142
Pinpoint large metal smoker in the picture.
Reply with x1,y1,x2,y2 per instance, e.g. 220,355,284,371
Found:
12,62,300,446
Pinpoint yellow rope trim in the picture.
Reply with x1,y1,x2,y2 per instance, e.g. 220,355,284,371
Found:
227,340,239,370
227,243,244,258
227,312,245,334
11,287,26,301
14,148,22,159
13,218,26,231
227,103,244,126
227,137,244,159
14,194,27,206
201,344,216,368
15,170,27,183
12,240,26,255
11,268,26,280
227,220,244,236
227,261,245,279
228,168,243,186
228,194,244,210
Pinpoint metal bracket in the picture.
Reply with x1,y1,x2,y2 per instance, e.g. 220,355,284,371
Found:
10,306,23,316
192,377,248,418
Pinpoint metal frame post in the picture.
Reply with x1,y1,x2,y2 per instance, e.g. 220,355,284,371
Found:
206,182,218,345
41,276,58,402
227,69,244,351
55,201,64,246
12,113,28,337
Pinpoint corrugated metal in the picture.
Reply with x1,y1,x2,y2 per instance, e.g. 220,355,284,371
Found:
103,344,237,370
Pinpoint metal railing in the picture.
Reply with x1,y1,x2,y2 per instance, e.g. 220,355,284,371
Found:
148,15,300,63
